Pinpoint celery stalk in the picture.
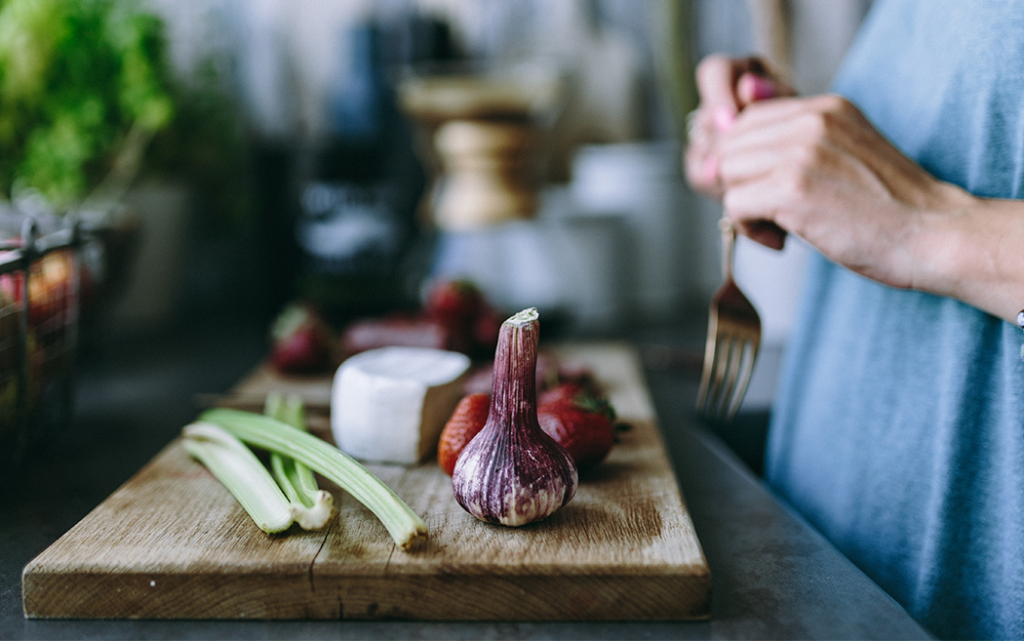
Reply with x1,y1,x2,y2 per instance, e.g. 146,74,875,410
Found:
264,392,335,530
200,407,428,550
182,422,294,534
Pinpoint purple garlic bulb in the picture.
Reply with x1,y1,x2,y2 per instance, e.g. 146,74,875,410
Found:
452,308,578,526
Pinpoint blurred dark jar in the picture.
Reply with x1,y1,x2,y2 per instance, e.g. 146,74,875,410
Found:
295,178,413,318
293,20,431,319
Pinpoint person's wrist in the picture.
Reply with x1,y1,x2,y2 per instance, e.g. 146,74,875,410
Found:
911,187,1024,322
905,184,974,300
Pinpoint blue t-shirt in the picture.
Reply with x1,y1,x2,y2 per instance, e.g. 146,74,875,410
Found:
764,1,1024,639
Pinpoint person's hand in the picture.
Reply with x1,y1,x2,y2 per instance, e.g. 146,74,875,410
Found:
684,55,794,199
716,93,972,289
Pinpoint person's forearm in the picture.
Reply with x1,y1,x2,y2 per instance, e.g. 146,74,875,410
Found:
912,189,1024,323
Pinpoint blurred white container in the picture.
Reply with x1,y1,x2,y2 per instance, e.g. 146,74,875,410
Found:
429,187,630,335
570,142,688,322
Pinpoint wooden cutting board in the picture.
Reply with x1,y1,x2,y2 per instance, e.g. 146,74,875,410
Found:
22,343,710,620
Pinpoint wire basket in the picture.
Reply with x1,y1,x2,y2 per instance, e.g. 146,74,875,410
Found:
0,212,80,473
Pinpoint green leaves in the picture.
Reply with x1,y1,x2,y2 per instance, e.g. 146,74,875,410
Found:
0,0,174,208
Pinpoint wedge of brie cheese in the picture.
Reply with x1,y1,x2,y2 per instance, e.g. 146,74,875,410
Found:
331,346,472,464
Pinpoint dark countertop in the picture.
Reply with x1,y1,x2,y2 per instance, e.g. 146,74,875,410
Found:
0,313,933,640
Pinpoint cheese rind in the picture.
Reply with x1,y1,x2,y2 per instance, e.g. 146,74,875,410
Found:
331,347,471,464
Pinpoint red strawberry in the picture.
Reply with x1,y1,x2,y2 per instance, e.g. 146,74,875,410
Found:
270,302,335,374
537,384,616,471
425,279,483,333
538,380,592,405
437,393,491,475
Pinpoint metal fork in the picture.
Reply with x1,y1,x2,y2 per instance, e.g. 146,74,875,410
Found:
695,217,762,423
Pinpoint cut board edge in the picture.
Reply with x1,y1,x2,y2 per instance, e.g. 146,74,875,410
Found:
23,569,711,620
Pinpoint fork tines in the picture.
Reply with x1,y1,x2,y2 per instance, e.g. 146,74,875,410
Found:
695,220,762,424
696,296,761,423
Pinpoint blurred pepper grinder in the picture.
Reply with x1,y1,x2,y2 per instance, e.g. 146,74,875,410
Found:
398,63,564,232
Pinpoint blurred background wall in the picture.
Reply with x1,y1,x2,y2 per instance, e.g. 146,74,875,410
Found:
121,0,872,407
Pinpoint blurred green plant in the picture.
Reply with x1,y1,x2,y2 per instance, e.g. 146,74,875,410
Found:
0,0,249,226
0,0,175,210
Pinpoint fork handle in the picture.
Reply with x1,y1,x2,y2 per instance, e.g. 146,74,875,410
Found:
718,217,737,280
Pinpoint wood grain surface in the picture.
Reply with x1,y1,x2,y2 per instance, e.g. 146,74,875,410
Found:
22,343,710,620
